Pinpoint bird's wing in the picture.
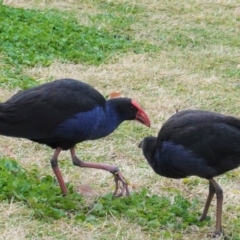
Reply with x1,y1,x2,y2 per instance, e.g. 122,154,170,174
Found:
0,79,106,138
158,110,240,166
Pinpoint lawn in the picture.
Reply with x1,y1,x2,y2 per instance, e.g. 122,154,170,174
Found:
0,0,240,239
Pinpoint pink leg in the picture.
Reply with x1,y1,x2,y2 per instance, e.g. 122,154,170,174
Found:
210,179,223,237
50,148,68,196
70,148,130,196
200,180,215,221
205,179,223,238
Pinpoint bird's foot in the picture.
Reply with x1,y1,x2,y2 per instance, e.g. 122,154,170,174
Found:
111,169,130,197
199,215,207,222
207,230,224,239
207,231,222,238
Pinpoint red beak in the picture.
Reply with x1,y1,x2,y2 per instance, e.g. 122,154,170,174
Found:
136,109,151,127
131,100,150,127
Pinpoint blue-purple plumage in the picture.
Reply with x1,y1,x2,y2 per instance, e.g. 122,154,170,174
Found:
0,78,149,149
139,109,240,236
0,78,150,197
140,110,240,179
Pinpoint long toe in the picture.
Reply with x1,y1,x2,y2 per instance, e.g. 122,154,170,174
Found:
207,231,222,238
112,171,130,197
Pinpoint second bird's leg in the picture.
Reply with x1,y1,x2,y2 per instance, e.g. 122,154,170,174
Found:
50,148,68,196
206,178,223,238
199,179,223,237
200,180,216,221
70,148,130,196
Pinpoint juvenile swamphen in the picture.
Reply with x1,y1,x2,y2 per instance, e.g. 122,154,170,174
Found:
139,109,240,237
0,78,150,196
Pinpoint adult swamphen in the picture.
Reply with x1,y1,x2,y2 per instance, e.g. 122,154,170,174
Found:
139,109,240,237
0,78,150,196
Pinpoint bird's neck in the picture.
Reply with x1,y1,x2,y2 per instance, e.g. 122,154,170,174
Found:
143,141,175,178
147,143,182,179
53,101,127,143
143,143,158,168
145,141,206,179
89,102,125,139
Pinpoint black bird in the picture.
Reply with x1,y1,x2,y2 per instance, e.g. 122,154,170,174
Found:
139,109,240,237
0,78,150,196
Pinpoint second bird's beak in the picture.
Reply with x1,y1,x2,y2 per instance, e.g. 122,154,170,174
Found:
136,109,151,127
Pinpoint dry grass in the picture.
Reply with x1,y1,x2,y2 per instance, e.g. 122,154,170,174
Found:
1,0,240,239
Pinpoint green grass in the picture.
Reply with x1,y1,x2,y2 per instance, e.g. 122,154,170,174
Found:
0,4,154,66
0,65,36,89
0,0,240,239
89,190,206,231
0,3,155,88
0,157,208,236
90,1,144,35
0,157,85,220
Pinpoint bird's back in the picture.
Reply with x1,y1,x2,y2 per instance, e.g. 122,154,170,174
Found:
156,110,240,178
0,79,106,139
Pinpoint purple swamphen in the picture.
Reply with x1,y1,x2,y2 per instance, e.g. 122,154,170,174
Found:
139,109,240,237
0,78,150,196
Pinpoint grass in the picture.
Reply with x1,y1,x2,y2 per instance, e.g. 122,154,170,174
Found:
0,2,155,88
0,158,207,237
0,4,154,67
0,0,240,239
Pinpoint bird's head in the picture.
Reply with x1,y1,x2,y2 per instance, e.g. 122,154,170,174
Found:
138,136,157,150
138,136,157,164
108,98,150,127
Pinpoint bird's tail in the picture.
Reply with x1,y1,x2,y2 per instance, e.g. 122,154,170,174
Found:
0,104,20,137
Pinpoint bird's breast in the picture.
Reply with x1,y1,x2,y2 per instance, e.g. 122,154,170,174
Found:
52,106,121,143
152,141,216,179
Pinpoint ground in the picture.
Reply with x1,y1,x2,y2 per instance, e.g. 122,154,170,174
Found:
0,0,240,239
